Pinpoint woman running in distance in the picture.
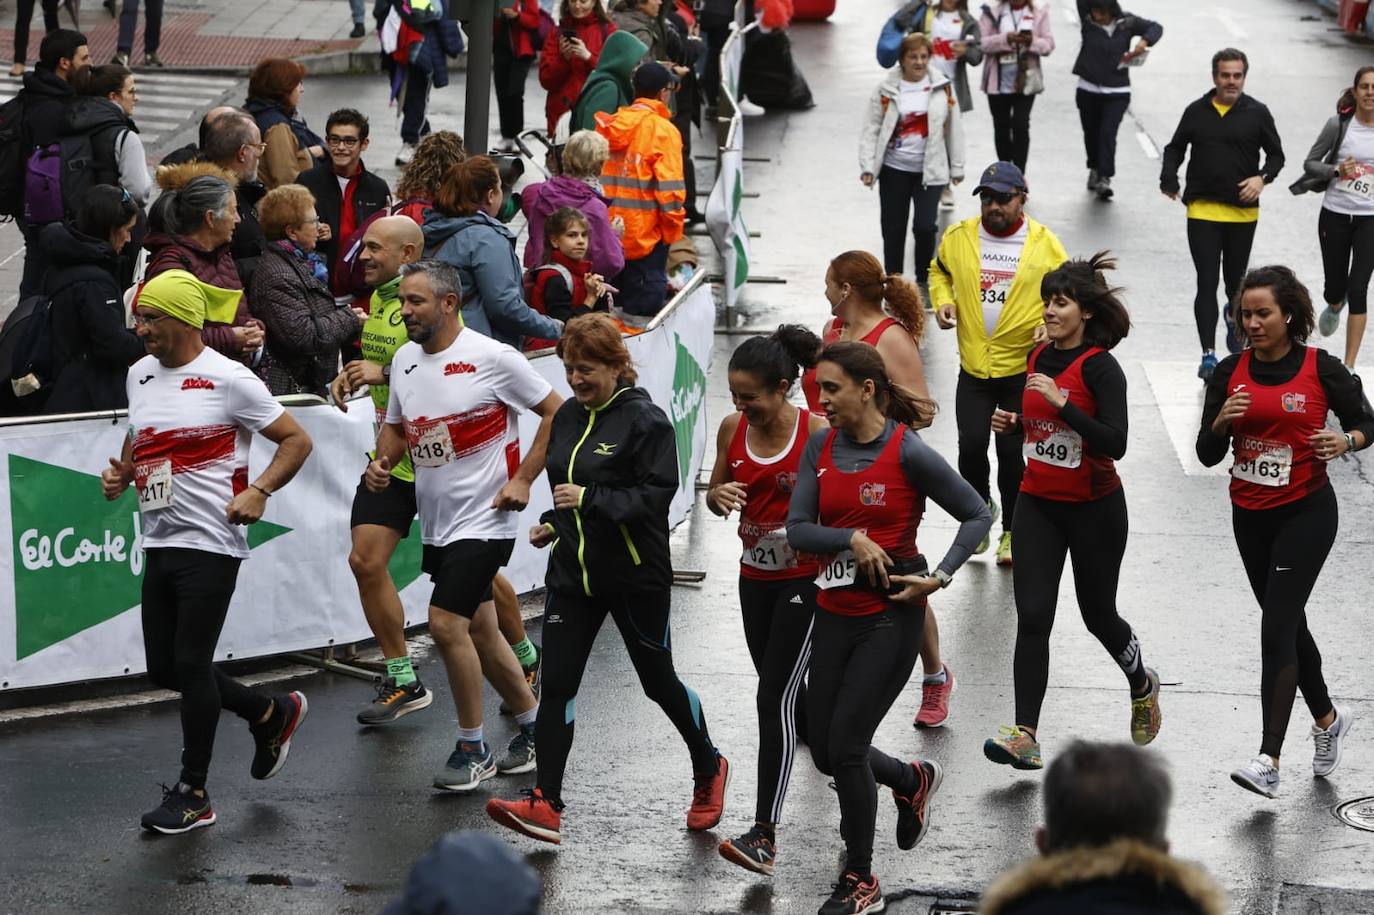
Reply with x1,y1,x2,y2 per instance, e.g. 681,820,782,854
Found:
1197,266,1373,798
708,325,829,876
788,342,991,915
982,253,1161,772
800,251,956,730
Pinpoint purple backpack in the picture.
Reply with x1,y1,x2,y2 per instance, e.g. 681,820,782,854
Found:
23,145,64,225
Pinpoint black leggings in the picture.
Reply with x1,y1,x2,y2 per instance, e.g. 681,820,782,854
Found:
12,0,59,64
739,575,815,825
1318,206,1374,315
141,548,271,790
536,588,718,804
1233,486,1337,758
493,50,533,140
1011,489,1147,730
955,370,1025,528
1187,217,1257,352
987,93,1035,171
878,166,944,281
1075,90,1130,179
808,603,923,877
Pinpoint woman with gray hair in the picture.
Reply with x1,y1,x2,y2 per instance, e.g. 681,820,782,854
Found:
519,130,625,280
145,163,265,361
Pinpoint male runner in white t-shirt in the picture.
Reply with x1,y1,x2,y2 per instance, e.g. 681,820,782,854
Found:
365,259,564,792
101,269,314,835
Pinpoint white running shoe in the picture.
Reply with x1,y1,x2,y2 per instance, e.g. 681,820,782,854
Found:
1312,706,1354,778
394,142,416,166
736,98,767,117
1319,303,1342,337
940,186,955,209
1231,754,1280,798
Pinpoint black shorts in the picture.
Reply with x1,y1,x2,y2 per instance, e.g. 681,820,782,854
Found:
349,472,417,535
422,538,515,618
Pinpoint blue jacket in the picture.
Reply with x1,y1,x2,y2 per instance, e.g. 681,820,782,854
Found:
422,210,563,348
374,0,465,88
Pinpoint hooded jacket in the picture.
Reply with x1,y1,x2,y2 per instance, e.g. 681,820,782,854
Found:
243,96,321,191
980,839,1227,915
1072,2,1162,91
596,98,686,260
18,67,73,154
611,1,667,60
422,210,563,349
859,66,965,186
38,221,145,413
538,14,618,134
520,175,625,279
541,385,677,597
1159,91,1285,207
64,96,153,206
570,30,649,133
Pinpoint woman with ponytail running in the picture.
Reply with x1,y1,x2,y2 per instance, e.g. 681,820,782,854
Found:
800,251,957,730
788,342,990,915
709,325,829,876
982,253,1161,773
1197,266,1373,798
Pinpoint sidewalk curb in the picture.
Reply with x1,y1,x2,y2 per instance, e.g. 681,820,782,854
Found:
142,50,471,79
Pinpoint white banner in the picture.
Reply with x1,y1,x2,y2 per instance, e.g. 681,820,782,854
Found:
705,13,753,311
0,284,714,691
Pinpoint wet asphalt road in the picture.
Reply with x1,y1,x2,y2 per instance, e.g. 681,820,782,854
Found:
7,0,1374,912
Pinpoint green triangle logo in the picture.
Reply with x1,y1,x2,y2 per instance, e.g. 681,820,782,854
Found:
10,455,293,660
388,519,424,592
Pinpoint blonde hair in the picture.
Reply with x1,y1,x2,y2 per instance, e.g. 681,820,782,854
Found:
562,130,610,179
259,184,318,241
899,32,934,58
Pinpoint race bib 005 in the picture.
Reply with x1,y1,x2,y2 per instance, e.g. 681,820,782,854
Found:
1232,436,1292,487
816,550,858,590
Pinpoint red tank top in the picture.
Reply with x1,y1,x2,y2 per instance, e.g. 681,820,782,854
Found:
1228,347,1329,510
728,408,820,580
1019,344,1122,502
813,425,925,617
801,316,900,412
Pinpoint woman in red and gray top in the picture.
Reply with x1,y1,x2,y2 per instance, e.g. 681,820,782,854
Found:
1198,266,1374,799
982,253,1160,773
787,342,990,915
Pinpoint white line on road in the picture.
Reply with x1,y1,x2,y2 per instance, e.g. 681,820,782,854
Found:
1207,9,1248,39
1063,4,1078,25
1142,360,1228,477
1136,129,1160,160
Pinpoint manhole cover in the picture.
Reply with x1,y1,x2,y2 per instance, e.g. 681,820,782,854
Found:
1334,797,1374,831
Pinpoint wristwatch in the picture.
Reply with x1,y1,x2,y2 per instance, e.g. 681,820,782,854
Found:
382,364,392,382
932,569,952,589
1344,432,1357,453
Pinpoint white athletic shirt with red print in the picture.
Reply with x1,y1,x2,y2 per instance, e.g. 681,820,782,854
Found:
384,329,553,546
125,348,285,559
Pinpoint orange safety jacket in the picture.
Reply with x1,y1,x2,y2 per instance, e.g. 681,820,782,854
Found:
595,98,686,261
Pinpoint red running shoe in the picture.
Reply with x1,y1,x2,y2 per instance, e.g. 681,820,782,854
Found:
486,788,562,845
687,754,730,830
913,665,955,728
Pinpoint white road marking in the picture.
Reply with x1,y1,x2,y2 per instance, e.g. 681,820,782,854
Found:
1208,9,1248,39
1136,129,1160,160
1063,4,1078,25
1141,360,1228,477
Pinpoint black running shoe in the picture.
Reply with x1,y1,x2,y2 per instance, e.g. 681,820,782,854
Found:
357,677,433,726
819,871,885,915
141,783,215,835
250,691,308,780
719,824,777,876
893,759,943,851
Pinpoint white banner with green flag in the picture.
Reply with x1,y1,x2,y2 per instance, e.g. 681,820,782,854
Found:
705,11,753,311
0,284,714,691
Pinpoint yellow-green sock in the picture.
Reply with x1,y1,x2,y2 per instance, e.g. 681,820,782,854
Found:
511,638,538,668
386,656,416,687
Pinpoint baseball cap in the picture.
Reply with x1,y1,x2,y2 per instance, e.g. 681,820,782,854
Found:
633,62,675,98
973,161,1028,195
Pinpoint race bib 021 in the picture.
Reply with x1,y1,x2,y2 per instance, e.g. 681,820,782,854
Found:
741,526,797,572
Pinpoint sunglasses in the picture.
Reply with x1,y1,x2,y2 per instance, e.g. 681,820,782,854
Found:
979,190,1019,205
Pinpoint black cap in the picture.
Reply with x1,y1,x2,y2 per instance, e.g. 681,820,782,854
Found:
972,161,1028,195
633,61,675,98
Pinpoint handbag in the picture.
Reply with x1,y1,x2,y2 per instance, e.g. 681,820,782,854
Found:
876,0,924,68
1019,59,1044,95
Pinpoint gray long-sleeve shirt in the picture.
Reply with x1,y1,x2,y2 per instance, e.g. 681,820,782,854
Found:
786,420,992,578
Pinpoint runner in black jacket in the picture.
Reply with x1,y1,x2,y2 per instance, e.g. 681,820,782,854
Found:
486,313,728,846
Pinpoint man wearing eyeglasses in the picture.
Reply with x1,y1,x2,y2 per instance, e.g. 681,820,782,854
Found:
297,108,392,305
929,161,1067,567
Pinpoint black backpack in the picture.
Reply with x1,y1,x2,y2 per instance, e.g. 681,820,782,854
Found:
0,94,27,221
0,293,57,401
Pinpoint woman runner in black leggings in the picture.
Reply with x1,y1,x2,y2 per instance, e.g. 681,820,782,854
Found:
708,325,828,876
1197,266,1374,798
982,252,1160,772
787,342,990,915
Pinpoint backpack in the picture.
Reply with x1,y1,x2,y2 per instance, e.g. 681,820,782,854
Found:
23,123,122,225
0,293,57,399
0,95,27,221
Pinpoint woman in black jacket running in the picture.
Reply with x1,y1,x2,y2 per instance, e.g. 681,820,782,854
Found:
486,313,727,845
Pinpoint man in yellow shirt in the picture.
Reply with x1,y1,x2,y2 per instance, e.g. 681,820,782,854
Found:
1160,48,1285,381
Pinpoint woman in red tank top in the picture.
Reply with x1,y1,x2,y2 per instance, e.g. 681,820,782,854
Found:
981,254,1161,773
705,324,828,876
1197,266,1374,799
787,342,992,915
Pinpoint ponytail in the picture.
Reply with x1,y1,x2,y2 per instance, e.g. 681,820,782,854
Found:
818,341,937,427
881,273,926,341
728,323,822,391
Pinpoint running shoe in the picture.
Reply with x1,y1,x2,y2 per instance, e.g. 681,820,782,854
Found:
394,142,416,166
719,824,777,876
486,787,562,844
1231,754,1280,798
140,783,216,835
1130,668,1163,746
143,52,165,69
112,50,129,66
914,665,955,728
350,21,365,37
1087,169,1100,191
893,759,943,851
1197,352,1219,382
434,741,496,791
1095,176,1114,200
497,724,538,775
974,500,999,554
356,677,432,726
500,648,541,715
1312,706,1355,778
494,138,518,153
1223,316,1241,355
819,871,885,915
1319,303,1343,338
940,186,955,209
995,531,1013,566
984,725,1043,770
687,753,730,830
249,690,308,780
